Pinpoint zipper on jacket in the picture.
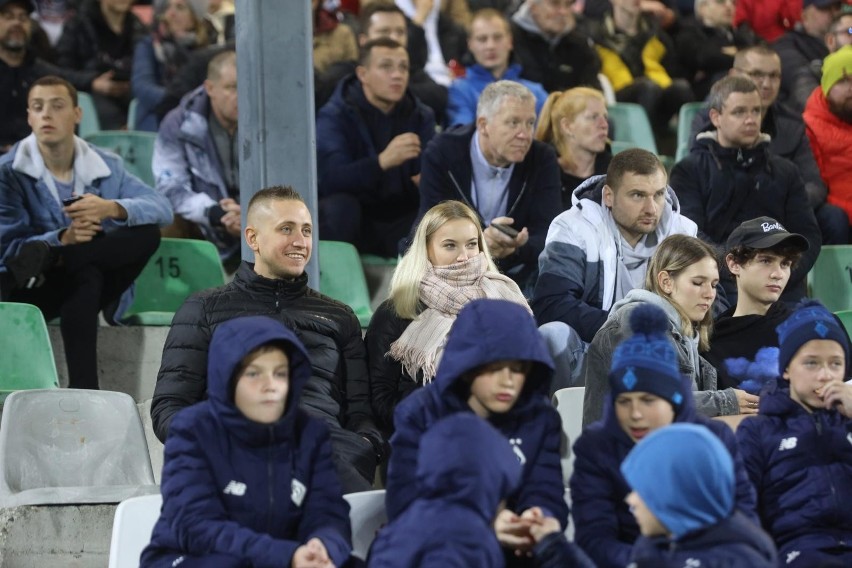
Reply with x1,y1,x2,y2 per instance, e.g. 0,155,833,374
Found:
267,426,274,533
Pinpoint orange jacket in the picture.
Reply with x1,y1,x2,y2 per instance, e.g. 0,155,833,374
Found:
804,87,852,221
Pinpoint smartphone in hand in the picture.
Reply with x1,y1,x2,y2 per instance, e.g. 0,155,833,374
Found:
62,195,83,207
492,223,519,239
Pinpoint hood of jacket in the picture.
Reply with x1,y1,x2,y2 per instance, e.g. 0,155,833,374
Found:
512,2,570,45
416,413,522,523
433,299,554,415
175,85,215,149
463,62,526,85
693,130,774,172
326,72,420,123
206,315,313,446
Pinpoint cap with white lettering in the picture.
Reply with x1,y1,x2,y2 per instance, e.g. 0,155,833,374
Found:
725,216,810,252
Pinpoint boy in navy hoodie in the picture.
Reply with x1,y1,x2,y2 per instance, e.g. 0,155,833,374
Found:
386,298,568,565
737,300,852,567
369,413,522,567
620,423,777,567
141,316,352,568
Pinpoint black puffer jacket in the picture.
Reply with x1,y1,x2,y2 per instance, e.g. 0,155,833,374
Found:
151,261,382,491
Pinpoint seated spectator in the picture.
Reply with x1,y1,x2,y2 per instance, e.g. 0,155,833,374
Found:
447,8,548,126
804,45,852,243
386,298,568,566
154,49,240,267
0,76,172,389
534,87,612,206
532,149,696,387
671,76,821,305
674,0,754,100
55,0,147,129
688,46,847,245
365,200,530,435
582,235,744,425
585,0,679,30
131,0,213,132
587,0,693,138
571,303,759,568
316,37,435,257
706,218,808,393
734,0,802,42
510,0,602,94
737,300,852,567
206,0,234,45
141,316,353,568
151,186,384,494
313,0,358,97
417,80,561,287
369,414,525,567
621,423,777,567
389,0,465,87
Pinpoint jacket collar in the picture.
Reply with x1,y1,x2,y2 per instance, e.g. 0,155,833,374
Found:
12,133,111,186
234,261,310,300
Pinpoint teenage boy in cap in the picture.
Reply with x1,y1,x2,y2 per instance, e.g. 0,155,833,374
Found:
620,423,777,567
737,300,852,567
706,217,809,395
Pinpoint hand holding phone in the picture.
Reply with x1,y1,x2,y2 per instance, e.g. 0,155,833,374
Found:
62,195,83,207
491,222,519,239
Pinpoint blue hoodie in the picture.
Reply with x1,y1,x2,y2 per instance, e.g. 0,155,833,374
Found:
141,316,352,568
570,374,758,568
446,63,549,127
369,413,522,567
386,299,568,529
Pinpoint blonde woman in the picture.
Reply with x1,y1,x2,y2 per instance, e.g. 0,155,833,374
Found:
535,87,612,210
365,200,530,433
582,234,747,425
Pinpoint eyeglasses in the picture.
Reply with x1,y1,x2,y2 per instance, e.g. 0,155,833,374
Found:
734,68,782,83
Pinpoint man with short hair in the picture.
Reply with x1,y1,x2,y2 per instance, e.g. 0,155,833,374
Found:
804,45,852,242
670,75,821,306
154,50,241,268
416,79,561,286
0,75,172,389
152,186,384,494
532,148,697,386
447,8,547,126
316,37,435,257
706,217,809,391
510,0,602,94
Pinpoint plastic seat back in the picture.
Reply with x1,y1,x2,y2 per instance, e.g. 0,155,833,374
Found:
108,493,163,568
127,98,139,131
808,245,852,312
0,389,157,506
85,131,157,186
552,386,585,485
319,241,374,327
677,101,705,153
122,238,226,325
835,310,852,336
0,302,59,403
607,102,658,154
344,489,387,560
77,92,101,139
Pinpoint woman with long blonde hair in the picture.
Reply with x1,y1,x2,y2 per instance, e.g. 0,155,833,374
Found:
365,200,530,433
535,87,612,210
582,234,748,425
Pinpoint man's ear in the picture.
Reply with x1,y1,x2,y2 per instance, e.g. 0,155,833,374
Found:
602,184,614,208
356,64,367,83
245,225,258,251
726,253,741,276
709,107,722,129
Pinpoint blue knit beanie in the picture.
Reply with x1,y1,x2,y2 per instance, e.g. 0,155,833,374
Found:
776,300,849,376
608,304,685,410
621,423,735,539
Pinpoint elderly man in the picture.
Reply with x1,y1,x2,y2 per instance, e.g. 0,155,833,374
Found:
804,45,852,242
416,80,561,287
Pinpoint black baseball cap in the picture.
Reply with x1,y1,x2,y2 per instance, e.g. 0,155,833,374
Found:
726,217,810,252
0,0,35,12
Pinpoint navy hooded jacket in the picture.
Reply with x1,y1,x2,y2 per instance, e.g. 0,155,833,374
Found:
570,376,758,568
369,413,522,567
737,378,852,557
141,316,352,568
386,299,568,529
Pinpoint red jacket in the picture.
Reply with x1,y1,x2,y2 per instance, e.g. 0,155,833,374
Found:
734,0,801,42
804,87,852,221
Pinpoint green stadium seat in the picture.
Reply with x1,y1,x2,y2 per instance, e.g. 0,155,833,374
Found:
808,245,852,312
77,92,101,139
0,302,59,403
319,241,374,327
127,98,139,131
607,102,658,154
84,131,157,187
122,238,226,326
677,101,706,155
834,310,852,337
610,140,637,154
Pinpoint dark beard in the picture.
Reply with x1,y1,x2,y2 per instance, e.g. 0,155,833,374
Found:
827,96,852,124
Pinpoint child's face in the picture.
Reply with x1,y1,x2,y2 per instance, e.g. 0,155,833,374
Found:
626,490,668,537
783,339,845,412
467,360,530,419
234,348,290,424
615,392,675,443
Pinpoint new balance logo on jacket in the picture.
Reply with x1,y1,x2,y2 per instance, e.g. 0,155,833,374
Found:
778,437,798,451
223,480,247,496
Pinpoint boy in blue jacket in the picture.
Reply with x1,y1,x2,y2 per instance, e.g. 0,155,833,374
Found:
569,304,758,568
369,413,522,567
737,300,852,567
386,298,568,565
141,316,352,568
620,423,777,567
